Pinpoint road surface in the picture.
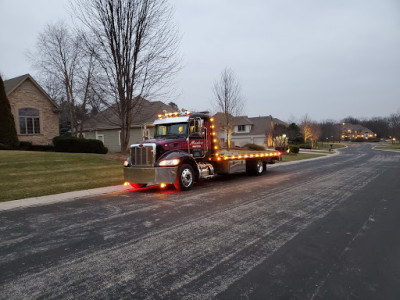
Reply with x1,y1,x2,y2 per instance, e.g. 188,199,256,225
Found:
1,143,399,299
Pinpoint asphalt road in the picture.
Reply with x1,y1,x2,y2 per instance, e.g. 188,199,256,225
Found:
1,144,399,299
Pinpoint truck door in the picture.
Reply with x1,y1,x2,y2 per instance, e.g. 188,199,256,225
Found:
188,118,207,158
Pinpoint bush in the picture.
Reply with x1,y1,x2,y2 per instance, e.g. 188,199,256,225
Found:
53,136,108,154
289,145,300,153
19,141,32,150
298,144,312,149
0,143,12,150
31,145,55,152
243,143,266,151
0,76,19,148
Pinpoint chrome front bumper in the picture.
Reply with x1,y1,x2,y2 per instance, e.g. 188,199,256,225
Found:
124,166,178,185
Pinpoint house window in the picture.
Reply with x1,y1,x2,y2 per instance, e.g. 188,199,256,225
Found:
238,125,246,132
19,108,40,134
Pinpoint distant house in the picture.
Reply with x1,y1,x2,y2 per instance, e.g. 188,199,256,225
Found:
82,99,173,152
4,74,60,145
341,123,377,140
214,113,287,148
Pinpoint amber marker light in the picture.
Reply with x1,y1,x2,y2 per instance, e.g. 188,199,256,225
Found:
211,125,215,128
217,157,221,161
214,146,218,150
210,117,215,122
244,154,248,158
213,139,217,143
250,154,254,158
224,156,229,160
255,154,259,157
212,132,216,135
260,154,264,157
160,183,166,188
123,182,129,186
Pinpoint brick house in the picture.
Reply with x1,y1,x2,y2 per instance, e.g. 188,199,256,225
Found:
4,74,60,145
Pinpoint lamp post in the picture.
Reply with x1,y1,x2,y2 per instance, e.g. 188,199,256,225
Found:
283,134,287,151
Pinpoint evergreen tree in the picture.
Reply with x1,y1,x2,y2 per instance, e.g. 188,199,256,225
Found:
0,76,19,148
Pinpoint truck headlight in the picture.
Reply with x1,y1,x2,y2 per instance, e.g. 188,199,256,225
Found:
159,159,180,166
123,158,131,167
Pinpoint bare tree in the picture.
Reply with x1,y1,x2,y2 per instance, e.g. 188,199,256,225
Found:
72,0,181,154
212,68,243,149
29,21,95,137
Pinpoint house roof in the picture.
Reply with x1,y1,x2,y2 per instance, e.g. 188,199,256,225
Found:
4,74,59,110
232,115,288,136
343,123,374,134
233,116,254,126
83,99,174,130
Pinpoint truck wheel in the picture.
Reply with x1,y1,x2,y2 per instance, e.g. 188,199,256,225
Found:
246,160,264,176
174,164,194,191
130,183,147,188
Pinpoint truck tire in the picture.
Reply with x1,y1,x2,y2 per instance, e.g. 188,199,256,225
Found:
246,159,264,176
174,164,194,191
130,183,147,188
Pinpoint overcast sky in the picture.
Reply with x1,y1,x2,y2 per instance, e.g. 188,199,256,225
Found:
1,0,399,122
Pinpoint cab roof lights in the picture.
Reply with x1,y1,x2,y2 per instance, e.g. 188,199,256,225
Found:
158,110,191,119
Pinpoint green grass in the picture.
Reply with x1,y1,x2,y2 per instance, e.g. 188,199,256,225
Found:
375,143,400,151
0,150,124,202
278,153,325,163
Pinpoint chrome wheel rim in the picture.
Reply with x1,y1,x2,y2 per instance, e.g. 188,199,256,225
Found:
181,168,193,187
256,161,263,173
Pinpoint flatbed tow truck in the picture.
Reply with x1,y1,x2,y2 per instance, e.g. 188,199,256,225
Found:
123,111,281,191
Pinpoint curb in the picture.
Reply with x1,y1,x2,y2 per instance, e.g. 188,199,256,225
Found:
372,145,400,153
0,185,131,212
269,147,342,169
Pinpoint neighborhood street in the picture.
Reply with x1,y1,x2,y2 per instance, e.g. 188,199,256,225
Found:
1,143,399,299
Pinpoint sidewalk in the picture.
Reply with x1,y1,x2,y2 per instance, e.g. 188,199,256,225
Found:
0,185,131,212
298,149,332,155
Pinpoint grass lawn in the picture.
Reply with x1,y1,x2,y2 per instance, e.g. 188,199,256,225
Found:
278,153,325,163
0,150,124,202
375,143,400,151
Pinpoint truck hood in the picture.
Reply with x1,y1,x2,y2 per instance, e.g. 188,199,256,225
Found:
137,137,187,151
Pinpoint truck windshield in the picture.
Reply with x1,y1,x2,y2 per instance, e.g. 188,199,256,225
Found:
155,123,188,138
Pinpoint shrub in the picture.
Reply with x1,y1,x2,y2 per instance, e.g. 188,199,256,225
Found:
31,145,55,152
243,143,266,151
0,76,19,148
299,144,312,149
19,141,32,150
53,136,108,154
0,143,12,150
289,145,300,154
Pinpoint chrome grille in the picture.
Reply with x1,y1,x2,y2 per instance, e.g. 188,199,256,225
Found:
130,144,155,166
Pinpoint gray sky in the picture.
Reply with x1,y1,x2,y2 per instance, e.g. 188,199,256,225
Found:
1,0,399,122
